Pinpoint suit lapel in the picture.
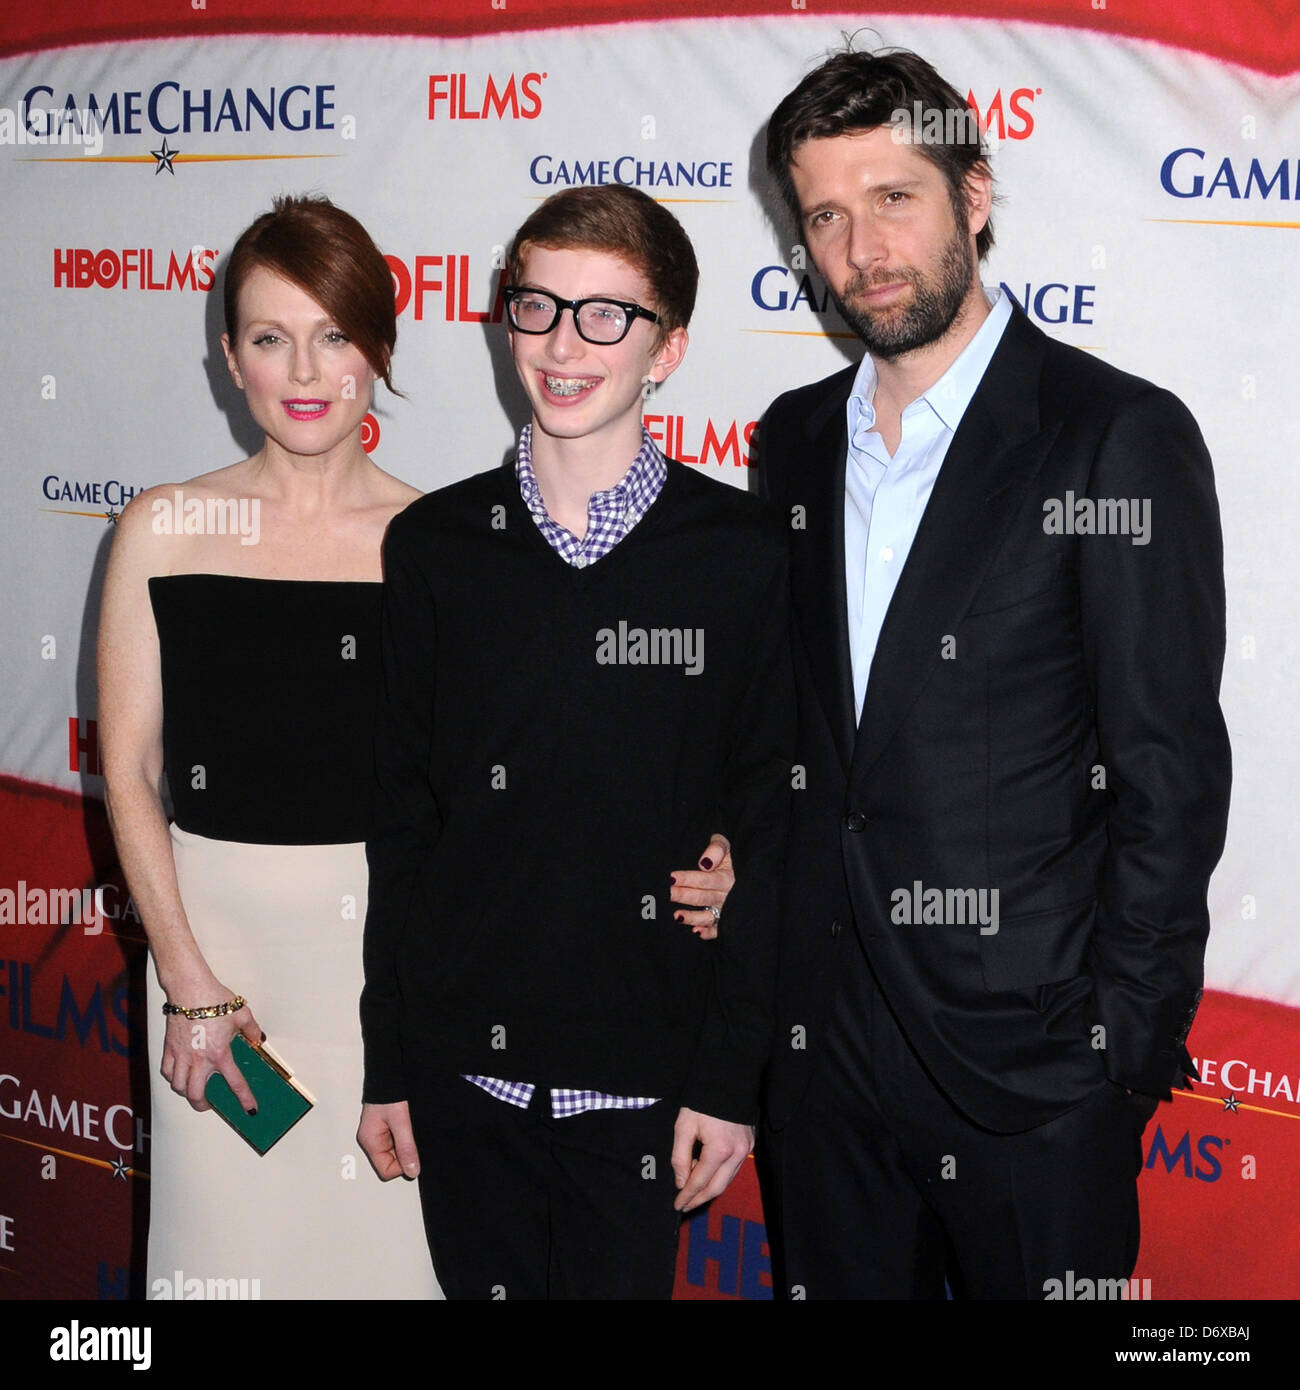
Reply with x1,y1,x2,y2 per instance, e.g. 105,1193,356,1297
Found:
850,310,1061,783
790,371,857,772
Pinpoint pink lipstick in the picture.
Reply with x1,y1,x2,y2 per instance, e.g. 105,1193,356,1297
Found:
283,399,330,420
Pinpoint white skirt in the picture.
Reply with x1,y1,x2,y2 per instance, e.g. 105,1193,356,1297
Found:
145,826,440,1300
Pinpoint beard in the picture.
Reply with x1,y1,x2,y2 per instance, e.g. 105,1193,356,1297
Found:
830,224,975,361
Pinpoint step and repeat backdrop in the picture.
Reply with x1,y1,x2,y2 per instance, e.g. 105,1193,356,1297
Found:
1,1,1296,1302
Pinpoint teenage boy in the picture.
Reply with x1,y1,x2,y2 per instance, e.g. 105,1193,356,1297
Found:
357,184,793,1300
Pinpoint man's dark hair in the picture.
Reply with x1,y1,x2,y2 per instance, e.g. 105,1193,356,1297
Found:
766,47,995,260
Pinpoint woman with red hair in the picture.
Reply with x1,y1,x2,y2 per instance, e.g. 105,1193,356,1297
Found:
98,195,437,1299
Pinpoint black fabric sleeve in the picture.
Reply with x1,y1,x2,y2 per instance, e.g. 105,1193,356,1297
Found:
680,535,796,1123
361,508,442,1104
1079,388,1231,1099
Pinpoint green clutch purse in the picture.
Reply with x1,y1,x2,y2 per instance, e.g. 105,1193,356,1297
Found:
204,1036,314,1155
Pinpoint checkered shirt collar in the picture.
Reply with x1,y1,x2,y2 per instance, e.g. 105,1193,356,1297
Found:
514,423,667,566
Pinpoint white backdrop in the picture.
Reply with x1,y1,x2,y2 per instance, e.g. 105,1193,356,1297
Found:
4,16,1295,1001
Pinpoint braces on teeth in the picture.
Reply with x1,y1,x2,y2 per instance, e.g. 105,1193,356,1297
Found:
546,377,597,396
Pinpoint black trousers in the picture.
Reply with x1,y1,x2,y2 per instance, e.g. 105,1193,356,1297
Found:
760,937,1150,1300
408,1075,682,1300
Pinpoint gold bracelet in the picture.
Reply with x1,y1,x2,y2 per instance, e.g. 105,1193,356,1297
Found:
161,996,246,1020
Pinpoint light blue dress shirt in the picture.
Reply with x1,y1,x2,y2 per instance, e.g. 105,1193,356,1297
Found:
844,289,1013,720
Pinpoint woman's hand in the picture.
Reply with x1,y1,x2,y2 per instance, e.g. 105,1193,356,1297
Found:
670,834,735,940
159,990,263,1114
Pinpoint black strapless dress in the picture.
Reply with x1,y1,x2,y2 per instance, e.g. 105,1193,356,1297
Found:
143,576,438,1300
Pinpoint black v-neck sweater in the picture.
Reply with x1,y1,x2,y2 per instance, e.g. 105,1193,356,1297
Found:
362,459,794,1123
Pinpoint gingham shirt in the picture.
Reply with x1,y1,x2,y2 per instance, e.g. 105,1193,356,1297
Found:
514,422,667,568
463,424,667,1119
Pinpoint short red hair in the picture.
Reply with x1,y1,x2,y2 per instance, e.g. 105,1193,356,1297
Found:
222,195,399,392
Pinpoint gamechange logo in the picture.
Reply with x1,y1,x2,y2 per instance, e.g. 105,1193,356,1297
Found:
749,265,1097,334
41,475,147,527
1154,146,1300,228
1143,1044,1300,1187
4,79,347,177
528,153,734,194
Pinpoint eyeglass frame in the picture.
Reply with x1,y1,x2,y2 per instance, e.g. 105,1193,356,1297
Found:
502,285,661,345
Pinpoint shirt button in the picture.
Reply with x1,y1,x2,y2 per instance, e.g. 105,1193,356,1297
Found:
880,546,894,563
844,811,867,832
573,555,587,569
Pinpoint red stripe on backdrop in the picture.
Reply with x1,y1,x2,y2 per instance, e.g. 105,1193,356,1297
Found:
3,0,1295,76
0,773,115,886
5,772,1298,1298
0,776,145,1300
1134,989,1300,1301
670,986,1300,1300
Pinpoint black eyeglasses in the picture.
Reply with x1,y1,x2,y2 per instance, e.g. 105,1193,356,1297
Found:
502,286,660,345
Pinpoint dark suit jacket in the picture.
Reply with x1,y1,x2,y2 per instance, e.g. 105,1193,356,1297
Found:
760,305,1231,1135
